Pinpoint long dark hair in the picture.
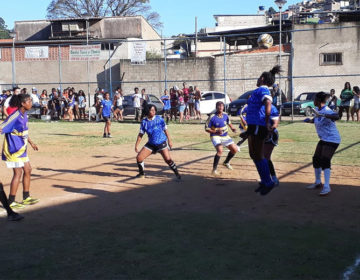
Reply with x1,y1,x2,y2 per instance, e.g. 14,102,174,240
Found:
9,93,31,108
344,82,351,90
315,92,330,104
260,65,282,87
147,104,157,115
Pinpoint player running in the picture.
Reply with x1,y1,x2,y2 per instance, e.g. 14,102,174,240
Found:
0,93,39,210
246,65,281,195
206,101,238,176
304,92,341,196
135,104,181,180
99,92,113,138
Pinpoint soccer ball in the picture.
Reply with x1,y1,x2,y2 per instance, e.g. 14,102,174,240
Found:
257,34,273,49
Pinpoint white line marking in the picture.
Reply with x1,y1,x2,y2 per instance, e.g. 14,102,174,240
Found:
343,255,360,280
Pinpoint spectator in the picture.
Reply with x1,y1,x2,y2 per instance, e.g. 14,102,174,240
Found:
328,89,338,111
113,87,124,121
141,88,149,120
160,89,171,124
339,82,353,121
194,86,201,120
40,90,49,116
351,86,360,122
188,86,195,118
67,89,76,121
183,82,190,120
4,87,21,118
170,87,178,121
178,90,186,123
73,90,80,120
0,90,8,119
49,91,61,120
133,87,142,122
30,88,40,108
78,90,87,120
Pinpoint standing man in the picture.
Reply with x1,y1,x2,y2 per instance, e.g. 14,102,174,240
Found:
133,87,142,122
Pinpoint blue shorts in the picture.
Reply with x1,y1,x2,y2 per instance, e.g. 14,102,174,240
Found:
179,105,186,113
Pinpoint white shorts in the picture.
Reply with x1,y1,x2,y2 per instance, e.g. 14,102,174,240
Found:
211,135,234,147
5,159,29,169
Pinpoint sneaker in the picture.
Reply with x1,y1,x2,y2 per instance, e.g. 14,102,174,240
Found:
255,183,264,193
272,177,280,187
306,183,323,190
319,187,331,196
7,212,24,222
135,173,145,178
103,134,107,138
175,173,181,181
107,134,112,138
260,183,275,196
223,162,233,170
212,170,221,176
22,197,40,205
9,201,25,209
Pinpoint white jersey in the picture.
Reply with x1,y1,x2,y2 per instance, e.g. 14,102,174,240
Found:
314,106,341,144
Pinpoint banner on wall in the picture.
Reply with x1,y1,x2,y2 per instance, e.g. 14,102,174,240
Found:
70,45,101,61
130,41,146,65
25,46,49,59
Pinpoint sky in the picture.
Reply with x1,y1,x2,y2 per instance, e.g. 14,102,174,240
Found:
1,0,299,37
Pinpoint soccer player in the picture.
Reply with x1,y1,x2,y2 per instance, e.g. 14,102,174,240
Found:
206,101,238,176
135,104,181,180
160,89,171,124
0,94,39,210
99,92,113,138
0,181,24,221
304,92,341,196
246,65,281,196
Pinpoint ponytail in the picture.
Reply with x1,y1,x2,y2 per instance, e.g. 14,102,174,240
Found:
260,65,282,87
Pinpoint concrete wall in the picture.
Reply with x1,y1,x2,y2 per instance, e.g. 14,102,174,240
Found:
15,21,51,41
292,22,360,97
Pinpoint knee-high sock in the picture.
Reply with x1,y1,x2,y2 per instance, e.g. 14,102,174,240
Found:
315,168,322,184
137,161,145,175
268,160,276,177
323,168,331,188
167,160,180,176
213,155,220,171
254,159,273,187
0,183,14,215
224,152,235,164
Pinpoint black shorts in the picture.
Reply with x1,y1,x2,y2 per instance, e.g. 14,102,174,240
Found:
247,124,268,140
265,130,279,146
103,116,111,122
144,141,168,154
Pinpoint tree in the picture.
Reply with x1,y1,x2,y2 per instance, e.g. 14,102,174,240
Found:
0,17,10,39
46,0,163,31
267,7,277,16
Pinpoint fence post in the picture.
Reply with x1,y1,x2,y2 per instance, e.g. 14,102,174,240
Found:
58,45,62,93
11,38,16,87
109,43,112,97
223,36,227,107
164,39,167,90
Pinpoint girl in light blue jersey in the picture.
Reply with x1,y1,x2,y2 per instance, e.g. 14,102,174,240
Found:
304,92,341,196
135,104,181,180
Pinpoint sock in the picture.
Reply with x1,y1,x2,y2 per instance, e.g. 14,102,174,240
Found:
167,161,180,177
268,160,276,177
8,195,15,204
0,184,14,215
315,168,322,184
254,159,273,187
224,152,235,164
323,168,331,188
23,191,30,200
213,155,220,171
137,161,145,175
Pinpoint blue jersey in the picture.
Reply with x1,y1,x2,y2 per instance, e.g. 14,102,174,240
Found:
1,110,29,163
314,106,341,144
246,86,273,126
160,95,171,110
101,99,112,117
140,115,168,145
207,113,230,137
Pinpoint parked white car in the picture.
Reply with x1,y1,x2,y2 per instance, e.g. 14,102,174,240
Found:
200,91,232,115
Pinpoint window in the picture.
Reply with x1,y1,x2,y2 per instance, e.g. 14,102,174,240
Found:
202,93,213,100
214,92,225,99
320,53,342,66
101,43,115,50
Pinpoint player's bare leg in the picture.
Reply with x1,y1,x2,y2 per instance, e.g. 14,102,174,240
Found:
136,147,153,178
160,148,181,180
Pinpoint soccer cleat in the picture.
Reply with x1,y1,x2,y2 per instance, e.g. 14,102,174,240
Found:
135,173,145,178
255,183,264,193
223,162,233,170
272,177,280,187
260,183,275,196
7,212,24,222
22,197,40,205
212,170,221,176
319,187,331,196
10,201,25,209
175,173,181,181
306,183,323,190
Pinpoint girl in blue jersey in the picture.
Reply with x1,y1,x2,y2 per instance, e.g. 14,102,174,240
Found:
206,101,238,176
160,89,171,124
100,92,113,138
247,65,281,196
304,92,341,196
135,105,181,180
0,94,39,210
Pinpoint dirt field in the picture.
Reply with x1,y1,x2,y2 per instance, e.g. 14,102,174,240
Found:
0,121,359,279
